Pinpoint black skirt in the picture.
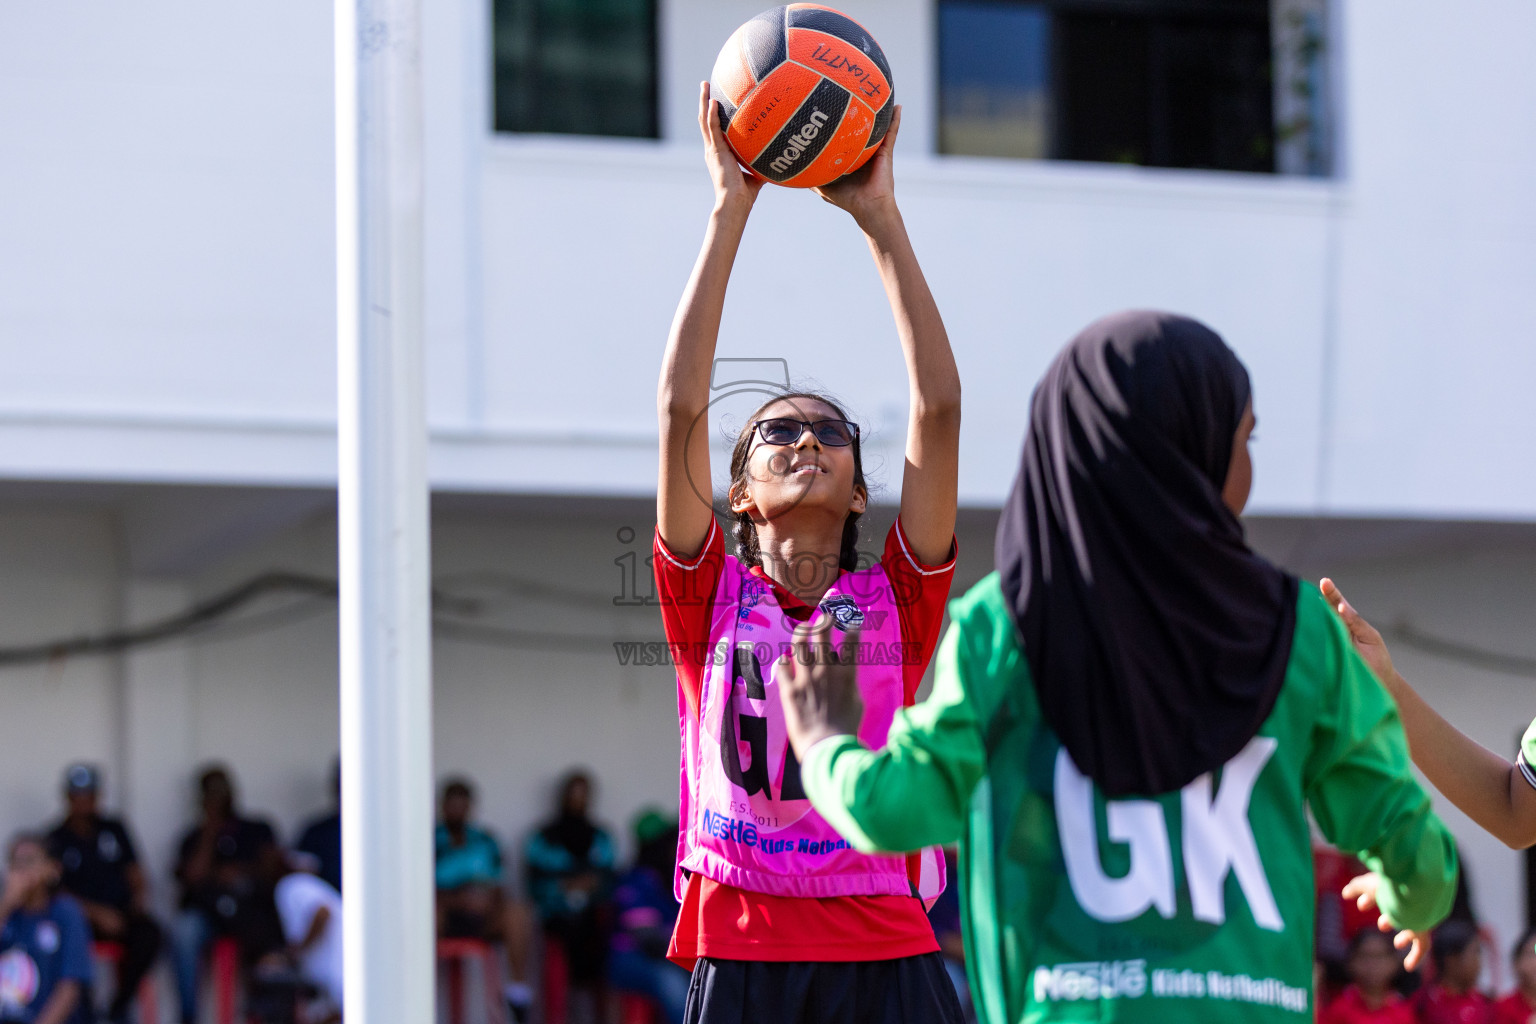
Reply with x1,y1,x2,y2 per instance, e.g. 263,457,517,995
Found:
684,953,965,1024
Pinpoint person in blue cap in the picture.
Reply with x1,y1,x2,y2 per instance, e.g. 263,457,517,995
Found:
45,764,161,1024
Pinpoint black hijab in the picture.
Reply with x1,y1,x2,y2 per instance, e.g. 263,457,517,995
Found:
995,311,1298,797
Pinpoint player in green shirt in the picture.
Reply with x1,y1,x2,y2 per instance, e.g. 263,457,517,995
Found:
776,312,1458,1023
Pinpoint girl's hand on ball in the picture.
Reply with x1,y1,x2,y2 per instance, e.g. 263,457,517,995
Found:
814,105,901,232
698,81,764,212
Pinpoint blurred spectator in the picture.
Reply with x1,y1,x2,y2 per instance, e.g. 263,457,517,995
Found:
1447,858,1479,927
1493,928,1536,1024
1321,929,1413,1024
272,854,342,1023
926,846,975,1024
433,778,533,1023
605,810,687,1024
1415,920,1493,1024
44,764,162,1024
1316,843,1377,996
0,833,92,1024
295,763,342,894
525,771,614,1001
171,765,284,1024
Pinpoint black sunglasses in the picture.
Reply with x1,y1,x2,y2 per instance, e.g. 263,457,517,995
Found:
750,417,860,448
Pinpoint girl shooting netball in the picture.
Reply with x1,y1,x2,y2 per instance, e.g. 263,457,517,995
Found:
651,68,963,1024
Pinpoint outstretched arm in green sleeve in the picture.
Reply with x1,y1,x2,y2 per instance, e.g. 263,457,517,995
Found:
1300,589,1459,961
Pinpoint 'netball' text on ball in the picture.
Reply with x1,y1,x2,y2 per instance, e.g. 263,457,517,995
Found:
769,110,830,175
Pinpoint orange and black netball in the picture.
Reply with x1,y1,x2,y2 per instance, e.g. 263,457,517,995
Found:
710,5,894,188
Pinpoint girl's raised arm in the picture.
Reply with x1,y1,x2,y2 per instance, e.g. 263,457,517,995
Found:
657,83,765,559
1321,578,1536,850
815,108,961,566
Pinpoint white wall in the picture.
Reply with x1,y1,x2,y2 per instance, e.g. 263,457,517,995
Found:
1326,0,1536,518
0,497,698,897
1,1,1532,518
0,1,335,423
0,495,1532,973
0,512,120,841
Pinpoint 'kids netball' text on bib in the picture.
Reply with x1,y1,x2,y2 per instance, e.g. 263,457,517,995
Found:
676,555,946,901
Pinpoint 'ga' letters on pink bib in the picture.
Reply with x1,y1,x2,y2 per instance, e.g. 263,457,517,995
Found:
676,555,946,902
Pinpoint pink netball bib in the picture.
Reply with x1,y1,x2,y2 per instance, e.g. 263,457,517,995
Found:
675,554,946,902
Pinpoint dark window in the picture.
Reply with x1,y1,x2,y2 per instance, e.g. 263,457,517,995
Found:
493,0,658,139
939,0,1320,174
938,3,1053,160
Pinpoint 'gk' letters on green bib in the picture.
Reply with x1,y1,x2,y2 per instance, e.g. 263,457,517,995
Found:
1057,736,1283,932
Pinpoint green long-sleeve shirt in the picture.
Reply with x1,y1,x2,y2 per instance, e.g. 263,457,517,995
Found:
802,573,1458,1023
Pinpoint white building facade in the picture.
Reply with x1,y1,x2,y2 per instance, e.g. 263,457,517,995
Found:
1,0,1534,1001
